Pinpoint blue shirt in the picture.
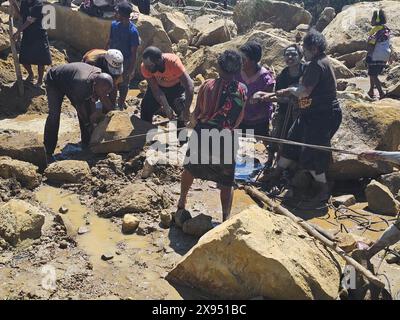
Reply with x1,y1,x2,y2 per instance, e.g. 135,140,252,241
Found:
109,21,140,62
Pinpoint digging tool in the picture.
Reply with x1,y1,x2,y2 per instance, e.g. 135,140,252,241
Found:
8,1,24,96
243,185,386,289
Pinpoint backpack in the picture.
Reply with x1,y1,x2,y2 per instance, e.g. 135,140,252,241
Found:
372,39,391,62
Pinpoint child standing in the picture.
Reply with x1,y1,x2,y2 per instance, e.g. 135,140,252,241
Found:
366,9,392,100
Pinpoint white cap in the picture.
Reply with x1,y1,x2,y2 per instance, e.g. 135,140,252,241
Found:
105,49,124,76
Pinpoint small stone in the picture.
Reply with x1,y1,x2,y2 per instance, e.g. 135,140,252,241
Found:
182,214,213,237
59,206,69,214
115,251,122,255
174,209,192,228
59,241,68,249
77,226,89,235
333,195,356,207
160,211,172,228
101,253,114,261
122,214,140,234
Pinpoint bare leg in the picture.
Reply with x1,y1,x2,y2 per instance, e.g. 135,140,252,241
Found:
220,186,234,221
37,65,45,86
373,75,385,98
178,169,194,209
23,64,34,81
368,76,375,98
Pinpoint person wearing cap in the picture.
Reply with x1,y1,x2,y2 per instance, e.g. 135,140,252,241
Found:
82,48,124,108
43,62,114,164
140,46,194,128
106,1,140,110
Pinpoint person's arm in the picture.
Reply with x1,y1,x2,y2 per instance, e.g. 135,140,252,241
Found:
128,46,138,81
148,77,174,119
13,17,35,41
179,71,194,121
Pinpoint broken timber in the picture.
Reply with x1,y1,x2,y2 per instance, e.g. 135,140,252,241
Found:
8,3,24,96
244,185,386,289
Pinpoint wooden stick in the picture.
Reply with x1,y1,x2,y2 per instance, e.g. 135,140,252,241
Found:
244,185,386,289
8,3,24,96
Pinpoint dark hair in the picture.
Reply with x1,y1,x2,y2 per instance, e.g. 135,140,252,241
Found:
284,44,303,59
218,50,242,75
239,41,262,63
143,46,163,61
372,9,387,25
303,29,327,53
115,1,133,18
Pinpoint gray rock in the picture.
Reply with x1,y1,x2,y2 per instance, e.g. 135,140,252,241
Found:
77,226,89,235
160,210,172,228
182,214,213,237
365,180,400,216
332,195,356,207
378,172,400,196
174,209,192,228
59,206,69,214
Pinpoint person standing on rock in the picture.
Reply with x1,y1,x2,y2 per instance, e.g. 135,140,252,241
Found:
236,41,275,156
178,50,247,222
106,1,140,110
366,9,392,100
261,44,306,168
82,48,124,108
140,46,194,129
10,0,52,87
262,30,342,206
43,62,114,164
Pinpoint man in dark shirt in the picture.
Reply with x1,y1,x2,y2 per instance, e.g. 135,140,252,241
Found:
43,62,114,163
267,30,342,206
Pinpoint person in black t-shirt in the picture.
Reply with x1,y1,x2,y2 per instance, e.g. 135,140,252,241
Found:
265,30,342,206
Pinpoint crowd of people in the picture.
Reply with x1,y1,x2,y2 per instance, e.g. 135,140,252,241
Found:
9,0,399,264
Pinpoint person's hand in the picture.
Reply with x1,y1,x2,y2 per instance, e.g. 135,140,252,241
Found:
276,89,291,97
358,152,379,162
12,31,20,42
251,91,274,103
163,105,174,120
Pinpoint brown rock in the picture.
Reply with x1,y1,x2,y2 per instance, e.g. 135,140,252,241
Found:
167,206,342,300
365,180,399,216
122,214,140,234
0,156,41,189
182,214,213,237
45,160,91,184
332,195,356,207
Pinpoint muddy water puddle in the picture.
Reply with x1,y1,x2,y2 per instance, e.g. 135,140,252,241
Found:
34,186,185,299
35,186,153,266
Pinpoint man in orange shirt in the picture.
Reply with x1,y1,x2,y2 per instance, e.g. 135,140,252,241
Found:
140,46,194,126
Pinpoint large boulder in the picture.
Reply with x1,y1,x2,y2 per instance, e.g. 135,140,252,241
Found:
186,30,353,78
329,99,400,180
323,1,400,56
315,7,336,32
157,11,192,44
365,180,399,216
329,57,354,79
44,160,91,184
378,172,400,196
187,31,292,77
46,4,172,78
233,0,312,33
191,14,218,35
337,51,368,69
90,111,155,154
167,206,342,300
193,19,233,47
0,199,45,246
96,183,157,217
0,156,41,189
0,130,47,170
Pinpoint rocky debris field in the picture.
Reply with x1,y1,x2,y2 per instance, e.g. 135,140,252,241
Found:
0,0,400,300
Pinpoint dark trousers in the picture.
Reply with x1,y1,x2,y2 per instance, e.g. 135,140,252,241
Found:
140,83,185,128
44,84,91,155
281,102,342,174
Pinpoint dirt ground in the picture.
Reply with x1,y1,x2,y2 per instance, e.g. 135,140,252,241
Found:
0,45,399,300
